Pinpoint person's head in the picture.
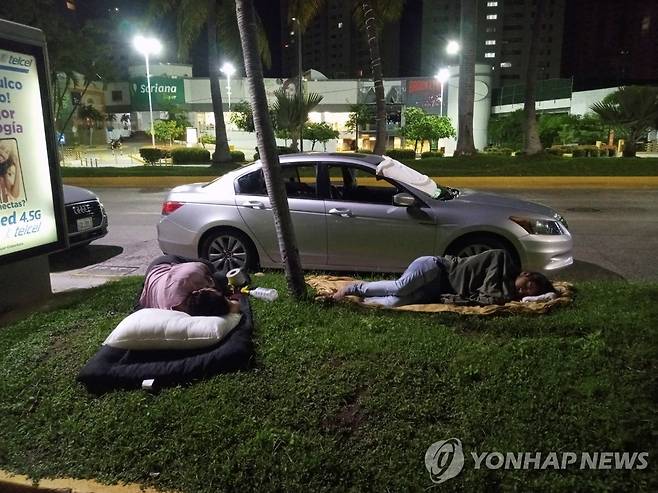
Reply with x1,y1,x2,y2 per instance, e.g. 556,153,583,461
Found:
186,287,238,316
2,162,16,187
514,271,555,298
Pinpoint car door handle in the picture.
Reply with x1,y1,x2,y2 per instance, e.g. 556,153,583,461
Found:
328,208,353,218
242,200,266,210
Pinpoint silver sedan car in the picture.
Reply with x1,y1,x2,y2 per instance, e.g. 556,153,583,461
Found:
157,153,573,273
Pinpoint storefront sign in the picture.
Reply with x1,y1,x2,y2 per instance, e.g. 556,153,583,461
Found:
129,76,185,110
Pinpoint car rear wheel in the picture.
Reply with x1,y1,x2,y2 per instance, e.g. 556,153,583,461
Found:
200,229,257,273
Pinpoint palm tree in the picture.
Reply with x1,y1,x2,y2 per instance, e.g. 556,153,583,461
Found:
271,89,323,152
78,104,103,146
287,0,405,155
591,86,658,157
235,0,306,299
153,0,270,164
454,0,477,156
522,0,548,155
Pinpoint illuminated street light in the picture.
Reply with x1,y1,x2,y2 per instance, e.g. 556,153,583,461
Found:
435,67,450,116
446,40,460,55
220,62,236,111
133,35,162,147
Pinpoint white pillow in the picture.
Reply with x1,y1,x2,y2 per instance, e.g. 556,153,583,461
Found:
103,309,242,350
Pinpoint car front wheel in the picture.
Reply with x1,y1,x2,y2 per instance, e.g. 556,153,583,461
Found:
446,235,516,263
200,229,257,273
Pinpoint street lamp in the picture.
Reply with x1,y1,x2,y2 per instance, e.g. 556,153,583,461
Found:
220,62,236,111
446,40,460,56
435,68,450,116
133,35,162,147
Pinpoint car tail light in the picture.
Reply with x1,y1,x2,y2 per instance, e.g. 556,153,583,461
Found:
162,201,184,215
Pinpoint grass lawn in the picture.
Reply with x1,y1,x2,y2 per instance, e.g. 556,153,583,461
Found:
0,275,656,492
59,156,658,178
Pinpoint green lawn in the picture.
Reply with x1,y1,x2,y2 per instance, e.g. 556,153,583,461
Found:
0,276,656,492
59,155,658,178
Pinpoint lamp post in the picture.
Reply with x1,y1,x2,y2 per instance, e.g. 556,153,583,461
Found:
435,68,450,116
220,62,236,111
292,16,303,152
133,35,162,147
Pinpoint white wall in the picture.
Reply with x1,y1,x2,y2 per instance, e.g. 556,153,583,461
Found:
570,88,617,116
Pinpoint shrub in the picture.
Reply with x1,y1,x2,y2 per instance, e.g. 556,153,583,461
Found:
139,147,164,165
421,151,444,159
484,146,514,156
356,149,374,154
230,150,246,162
385,148,416,159
199,134,216,146
171,147,211,165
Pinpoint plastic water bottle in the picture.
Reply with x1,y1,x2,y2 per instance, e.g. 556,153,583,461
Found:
246,287,278,302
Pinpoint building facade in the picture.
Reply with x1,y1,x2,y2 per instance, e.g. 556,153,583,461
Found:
421,0,565,87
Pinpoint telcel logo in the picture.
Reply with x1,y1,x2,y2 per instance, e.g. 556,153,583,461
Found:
0,54,33,68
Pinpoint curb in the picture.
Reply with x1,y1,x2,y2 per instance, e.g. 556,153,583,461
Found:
0,471,168,493
62,176,658,189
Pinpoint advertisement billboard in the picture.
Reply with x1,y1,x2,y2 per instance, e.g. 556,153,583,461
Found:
0,20,68,264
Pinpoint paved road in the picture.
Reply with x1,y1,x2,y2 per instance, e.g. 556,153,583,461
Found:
49,187,658,292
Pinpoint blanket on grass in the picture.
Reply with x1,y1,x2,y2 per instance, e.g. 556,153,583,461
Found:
306,275,574,316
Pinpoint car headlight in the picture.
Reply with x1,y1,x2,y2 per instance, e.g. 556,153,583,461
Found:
510,216,566,235
553,212,569,230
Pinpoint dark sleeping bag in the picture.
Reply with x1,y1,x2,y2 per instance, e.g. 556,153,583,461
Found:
77,295,254,394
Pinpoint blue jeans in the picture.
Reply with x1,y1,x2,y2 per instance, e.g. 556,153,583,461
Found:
347,256,445,307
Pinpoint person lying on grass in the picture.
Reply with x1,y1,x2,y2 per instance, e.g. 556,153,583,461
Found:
332,249,555,307
139,255,240,315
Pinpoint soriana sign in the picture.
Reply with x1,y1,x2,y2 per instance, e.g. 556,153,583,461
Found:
0,19,67,263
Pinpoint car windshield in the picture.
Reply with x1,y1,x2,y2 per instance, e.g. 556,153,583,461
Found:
376,156,442,198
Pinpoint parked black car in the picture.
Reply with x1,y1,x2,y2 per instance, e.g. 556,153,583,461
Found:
63,185,108,248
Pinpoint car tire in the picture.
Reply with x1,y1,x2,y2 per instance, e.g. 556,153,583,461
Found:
446,235,516,262
200,229,258,273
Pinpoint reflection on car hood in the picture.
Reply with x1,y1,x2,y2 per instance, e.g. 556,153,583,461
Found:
63,184,98,204
455,189,556,217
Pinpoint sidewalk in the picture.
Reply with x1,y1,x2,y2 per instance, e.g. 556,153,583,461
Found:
62,175,658,189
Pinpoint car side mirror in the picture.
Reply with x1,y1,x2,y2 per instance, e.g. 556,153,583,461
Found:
393,192,417,207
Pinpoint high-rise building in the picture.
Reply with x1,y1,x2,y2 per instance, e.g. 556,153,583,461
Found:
280,0,400,79
420,0,565,87
562,0,658,90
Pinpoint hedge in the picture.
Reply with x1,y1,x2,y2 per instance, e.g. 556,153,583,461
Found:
139,147,164,165
230,150,246,162
385,148,416,159
484,146,514,156
171,147,211,164
421,151,444,159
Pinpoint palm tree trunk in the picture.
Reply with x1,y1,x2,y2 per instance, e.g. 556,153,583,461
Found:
523,0,547,155
361,0,388,155
208,0,232,164
235,0,306,299
623,131,638,157
455,0,477,156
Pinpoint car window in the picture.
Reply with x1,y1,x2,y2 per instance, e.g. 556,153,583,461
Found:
236,169,266,195
281,164,318,199
328,165,402,205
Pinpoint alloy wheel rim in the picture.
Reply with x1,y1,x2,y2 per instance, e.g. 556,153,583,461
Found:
208,235,247,272
457,244,492,257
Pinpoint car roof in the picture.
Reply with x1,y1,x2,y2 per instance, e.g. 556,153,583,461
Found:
279,152,384,167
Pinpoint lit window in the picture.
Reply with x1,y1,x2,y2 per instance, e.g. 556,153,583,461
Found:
485,40,496,45
500,62,512,68
486,27,496,33
487,1,498,6
485,52,496,58
338,21,343,29
486,14,498,20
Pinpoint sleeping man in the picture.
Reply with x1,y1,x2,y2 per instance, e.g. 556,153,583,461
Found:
332,249,555,307
139,255,240,316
